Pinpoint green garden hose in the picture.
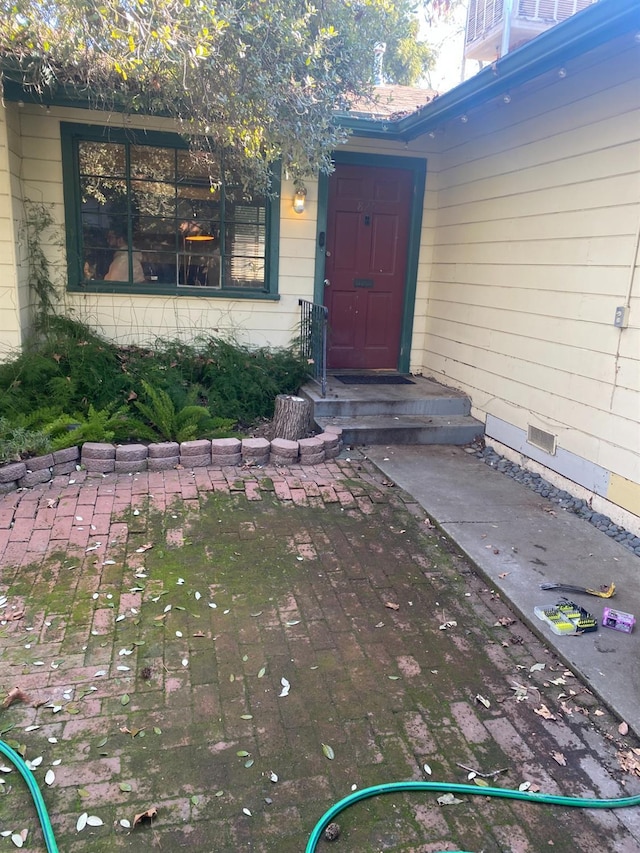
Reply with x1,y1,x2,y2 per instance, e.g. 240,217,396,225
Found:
305,779,640,853
0,739,59,853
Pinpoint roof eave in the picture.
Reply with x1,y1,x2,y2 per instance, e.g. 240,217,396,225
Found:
342,0,639,142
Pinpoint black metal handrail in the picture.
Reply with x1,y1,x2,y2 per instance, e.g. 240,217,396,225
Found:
298,299,328,397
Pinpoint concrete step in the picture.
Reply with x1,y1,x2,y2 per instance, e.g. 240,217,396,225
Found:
314,414,485,446
300,378,471,418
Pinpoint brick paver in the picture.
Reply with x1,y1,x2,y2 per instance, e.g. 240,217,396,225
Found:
0,461,638,851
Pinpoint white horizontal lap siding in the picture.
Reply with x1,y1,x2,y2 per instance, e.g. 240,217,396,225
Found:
14,104,313,350
422,41,640,489
0,104,22,357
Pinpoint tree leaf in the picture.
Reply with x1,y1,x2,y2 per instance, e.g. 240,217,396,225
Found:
279,677,290,697
437,793,463,805
322,743,335,760
119,782,132,792
133,806,158,828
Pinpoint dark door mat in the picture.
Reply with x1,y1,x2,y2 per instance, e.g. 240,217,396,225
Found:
334,374,415,385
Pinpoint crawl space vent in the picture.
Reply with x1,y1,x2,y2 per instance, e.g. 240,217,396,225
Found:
527,425,556,455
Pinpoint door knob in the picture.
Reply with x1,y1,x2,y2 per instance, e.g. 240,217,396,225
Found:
324,278,330,287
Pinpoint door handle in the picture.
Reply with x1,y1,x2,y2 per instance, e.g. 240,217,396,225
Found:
324,278,330,287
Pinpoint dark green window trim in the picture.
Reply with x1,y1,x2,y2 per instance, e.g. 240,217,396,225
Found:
60,122,280,300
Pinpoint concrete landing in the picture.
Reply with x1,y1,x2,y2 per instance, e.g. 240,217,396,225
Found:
365,444,640,735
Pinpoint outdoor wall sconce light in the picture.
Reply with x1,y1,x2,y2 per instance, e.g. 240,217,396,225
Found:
293,186,307,214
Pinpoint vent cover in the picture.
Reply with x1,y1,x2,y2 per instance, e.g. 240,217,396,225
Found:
527,425,556,455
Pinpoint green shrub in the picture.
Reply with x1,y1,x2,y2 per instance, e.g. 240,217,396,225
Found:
0,318,309,460
0,417,52,462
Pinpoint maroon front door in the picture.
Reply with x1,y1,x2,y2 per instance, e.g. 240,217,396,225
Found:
324,163,413,370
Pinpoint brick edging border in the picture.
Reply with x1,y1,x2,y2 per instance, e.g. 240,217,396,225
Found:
0,429,343,495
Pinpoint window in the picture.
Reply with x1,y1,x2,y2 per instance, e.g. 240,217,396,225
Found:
61,123,279,298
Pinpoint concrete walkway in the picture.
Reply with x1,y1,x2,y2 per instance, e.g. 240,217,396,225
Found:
366,444,640,735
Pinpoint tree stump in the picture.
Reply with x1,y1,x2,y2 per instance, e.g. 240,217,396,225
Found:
271,395,312,441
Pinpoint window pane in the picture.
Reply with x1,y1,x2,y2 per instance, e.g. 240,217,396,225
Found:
136,217,179,283
130,146,175,182
79,141,125,177
132,180,176,218
80,176,127,211
224,201,266,288
177,150,221,188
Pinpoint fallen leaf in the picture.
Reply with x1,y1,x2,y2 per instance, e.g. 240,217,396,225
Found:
530,663,546,672
242,807,252,817
618,750,640,777
495,616,515,627
257,667,266,678
11,833,25,848
437,793,463,805
534,704,556,721
498,572,510,579
551,751,566,766
121,694,130,706
120,782,133,792
475,694,490,709
45,769,55,786
133,807,158,828
269,771,278,782
279,677,290,698
594,709,605,717
423,763,432,775
385,602,400,611
619,721,629,736
76,813,88,832
322,743,335,760
135,543,154,554
120,819,131,828
473,777,489,787
2,687,31,709
439,620,457,630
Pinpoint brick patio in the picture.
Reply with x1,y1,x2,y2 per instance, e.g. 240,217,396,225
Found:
0,460,639,852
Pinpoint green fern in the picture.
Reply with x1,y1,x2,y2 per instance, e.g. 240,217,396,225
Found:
134,380,217,442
